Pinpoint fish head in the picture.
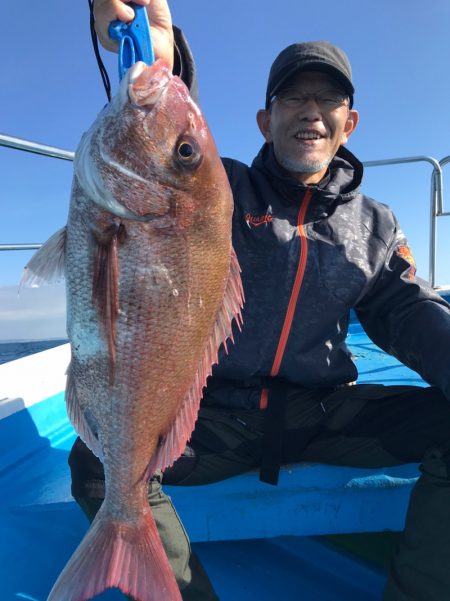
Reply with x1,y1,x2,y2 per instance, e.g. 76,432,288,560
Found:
74,60,232,228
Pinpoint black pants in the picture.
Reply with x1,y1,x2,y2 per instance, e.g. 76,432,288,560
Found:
70,384,450,601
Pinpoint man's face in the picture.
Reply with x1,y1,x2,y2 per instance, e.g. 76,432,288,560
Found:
257,71,359,184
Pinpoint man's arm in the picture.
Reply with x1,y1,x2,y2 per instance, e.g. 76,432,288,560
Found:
355,221,450,399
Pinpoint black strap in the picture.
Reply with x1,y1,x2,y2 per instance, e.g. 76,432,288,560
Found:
259,378,288,485
88,0,112,102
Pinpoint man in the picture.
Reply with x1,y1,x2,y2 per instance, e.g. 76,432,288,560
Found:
69,1,450,600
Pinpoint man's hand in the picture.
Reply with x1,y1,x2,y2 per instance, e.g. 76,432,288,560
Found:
93,0,174,71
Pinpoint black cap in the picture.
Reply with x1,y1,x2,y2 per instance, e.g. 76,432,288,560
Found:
265,41,354,109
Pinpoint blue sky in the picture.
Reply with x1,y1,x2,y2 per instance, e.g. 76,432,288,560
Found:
2,0,450,339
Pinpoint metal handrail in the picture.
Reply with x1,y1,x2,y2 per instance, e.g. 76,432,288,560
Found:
362,156,442,288
0,134,448,287
0,133,74,161
0,134,75,252
0,244,42,252
438,156,450,217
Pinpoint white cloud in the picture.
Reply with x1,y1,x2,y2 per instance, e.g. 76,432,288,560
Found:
0,283,67,341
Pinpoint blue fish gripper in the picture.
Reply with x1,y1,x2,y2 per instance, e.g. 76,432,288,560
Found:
108,3,155,80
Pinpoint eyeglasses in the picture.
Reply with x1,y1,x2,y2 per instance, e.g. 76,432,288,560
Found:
272,88,349,110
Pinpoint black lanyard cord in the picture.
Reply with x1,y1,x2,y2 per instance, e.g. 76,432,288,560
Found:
88,0,112,102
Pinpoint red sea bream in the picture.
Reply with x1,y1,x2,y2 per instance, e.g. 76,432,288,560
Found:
22,59,244,601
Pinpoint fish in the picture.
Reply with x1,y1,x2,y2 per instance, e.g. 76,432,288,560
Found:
22,59,244,601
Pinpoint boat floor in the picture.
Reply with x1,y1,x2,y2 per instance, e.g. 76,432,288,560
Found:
0,321,427,600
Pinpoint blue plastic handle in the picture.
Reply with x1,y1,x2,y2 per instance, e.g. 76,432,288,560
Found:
108,3,155,80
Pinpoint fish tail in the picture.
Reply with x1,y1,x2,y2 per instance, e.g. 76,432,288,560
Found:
47,504,181,601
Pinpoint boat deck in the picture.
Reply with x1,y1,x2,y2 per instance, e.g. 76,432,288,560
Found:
0,319,429,601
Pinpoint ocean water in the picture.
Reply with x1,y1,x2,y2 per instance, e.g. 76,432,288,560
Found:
0,338,68,365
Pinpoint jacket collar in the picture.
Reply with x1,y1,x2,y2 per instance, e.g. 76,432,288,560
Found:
251,143,363,205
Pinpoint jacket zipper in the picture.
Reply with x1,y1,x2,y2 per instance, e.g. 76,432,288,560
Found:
260,187,313,409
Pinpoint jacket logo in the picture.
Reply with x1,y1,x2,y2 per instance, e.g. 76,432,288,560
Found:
396,245,416,281
245,212,273,227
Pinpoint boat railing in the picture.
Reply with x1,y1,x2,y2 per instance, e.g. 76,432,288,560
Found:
0,133,74,162
0,132,448,288
0,133,74,252
363,155,443,288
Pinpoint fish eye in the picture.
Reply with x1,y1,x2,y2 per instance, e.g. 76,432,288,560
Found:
178,142,194,158
175,136,202,169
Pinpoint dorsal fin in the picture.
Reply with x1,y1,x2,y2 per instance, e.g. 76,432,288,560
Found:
147,247,244,476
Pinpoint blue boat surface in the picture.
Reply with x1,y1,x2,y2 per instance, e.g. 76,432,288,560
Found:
3,307,445,601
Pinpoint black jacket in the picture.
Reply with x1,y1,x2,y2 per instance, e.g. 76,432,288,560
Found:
174,27,450,410
200,142,450,409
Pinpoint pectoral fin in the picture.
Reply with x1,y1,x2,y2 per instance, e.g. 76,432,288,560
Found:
91,225,121,382
20,227,66,288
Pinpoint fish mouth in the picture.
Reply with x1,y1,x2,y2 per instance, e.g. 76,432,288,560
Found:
126,60,172,109
74,61,175,224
